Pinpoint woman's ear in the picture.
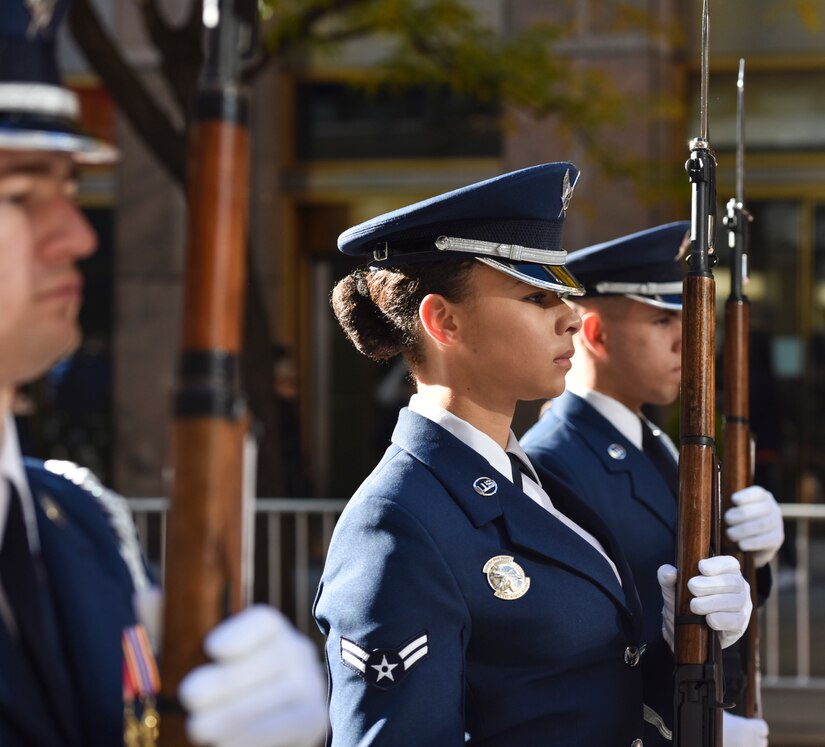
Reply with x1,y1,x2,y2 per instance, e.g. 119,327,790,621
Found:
419,293,461,347
578,310,608,357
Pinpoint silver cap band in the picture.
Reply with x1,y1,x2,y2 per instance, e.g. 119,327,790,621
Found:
435,235,568,266
593,280,683,295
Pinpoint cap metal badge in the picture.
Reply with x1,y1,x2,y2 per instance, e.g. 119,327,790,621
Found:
483,555,530,600
560,168,575,216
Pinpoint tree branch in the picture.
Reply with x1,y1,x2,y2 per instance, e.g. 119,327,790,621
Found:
264,0,373,58
68,0,187,184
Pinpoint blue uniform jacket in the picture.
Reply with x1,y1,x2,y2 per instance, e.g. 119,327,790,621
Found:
520,391,677,741
314,408,648,746
0,460,138,747
521,391,774,741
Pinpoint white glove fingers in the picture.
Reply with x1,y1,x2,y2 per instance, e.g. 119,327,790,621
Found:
180,632,317,712
657,564,678,586
707,610,751,640
204,605,292,661
687,572,745,597
730,485,770,506
725,512,776,541
697,555,740,576
725,501,770,526
187,669,325,745
690,592,750,616
214,701,328,747
723,711,769,747
739,531,782,552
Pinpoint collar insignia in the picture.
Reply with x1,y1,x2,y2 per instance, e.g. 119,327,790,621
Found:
483,555,531,600
473,477,498,496
39,493,65,525
607,443,627,460
340,632,429,690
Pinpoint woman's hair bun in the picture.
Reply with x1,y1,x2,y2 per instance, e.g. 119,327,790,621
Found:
331,273,406,361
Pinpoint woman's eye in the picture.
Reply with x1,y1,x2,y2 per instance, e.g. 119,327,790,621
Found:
524,293,545,304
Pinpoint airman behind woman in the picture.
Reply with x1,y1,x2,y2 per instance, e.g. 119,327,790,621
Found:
314,163,752,746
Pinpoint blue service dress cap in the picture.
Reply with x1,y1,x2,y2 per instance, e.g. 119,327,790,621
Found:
0,0,116,163
337,162,586,295
566,221,690,310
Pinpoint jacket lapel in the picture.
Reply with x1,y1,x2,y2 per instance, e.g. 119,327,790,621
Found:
0,618,67,747
31,477,134,747
542,469,643,630
552,392,677,536
392,408,638,627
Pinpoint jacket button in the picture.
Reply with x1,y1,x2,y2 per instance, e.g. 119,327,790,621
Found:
631,740,643,747
624,646,641,667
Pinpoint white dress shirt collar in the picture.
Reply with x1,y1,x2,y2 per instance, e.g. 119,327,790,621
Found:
0,415,40,553
408,394,539,485
564,382,643,451
407,393,622,586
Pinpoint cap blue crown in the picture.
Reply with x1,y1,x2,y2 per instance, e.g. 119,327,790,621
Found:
338,163,585,296
0,0,116,162
566,221,690,310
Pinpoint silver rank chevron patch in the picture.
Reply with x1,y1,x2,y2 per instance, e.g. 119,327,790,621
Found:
340,632,429,690
25,0,58,36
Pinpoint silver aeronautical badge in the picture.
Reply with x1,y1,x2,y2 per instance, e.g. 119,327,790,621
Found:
607,443,627,460
473,477,498,496
483,555,531,600
25,0,58,36
560,168,575,216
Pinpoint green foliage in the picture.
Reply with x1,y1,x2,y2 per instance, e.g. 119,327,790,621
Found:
256,0,665,175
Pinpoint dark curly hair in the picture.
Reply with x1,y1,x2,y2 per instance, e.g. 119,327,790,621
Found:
330,260,476,368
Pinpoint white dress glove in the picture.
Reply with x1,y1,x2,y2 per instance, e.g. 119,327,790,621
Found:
179,605,327,747
725,485,785,568
723,711,769,747
658,555,753,650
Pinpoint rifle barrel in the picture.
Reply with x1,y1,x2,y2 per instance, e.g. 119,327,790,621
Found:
722,56,759,720
736,58,745,206
673,4,723,741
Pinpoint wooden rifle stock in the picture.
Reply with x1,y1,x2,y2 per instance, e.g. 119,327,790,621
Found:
159,3,254,743
722,297,759,717
721,57,760,719
674,271,723,746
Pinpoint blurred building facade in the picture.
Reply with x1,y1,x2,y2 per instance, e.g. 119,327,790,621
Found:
28,0,825,510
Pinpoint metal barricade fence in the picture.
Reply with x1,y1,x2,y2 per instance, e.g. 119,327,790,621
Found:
129,499,825,695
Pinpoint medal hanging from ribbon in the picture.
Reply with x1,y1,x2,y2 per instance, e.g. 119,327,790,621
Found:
122,624,161,747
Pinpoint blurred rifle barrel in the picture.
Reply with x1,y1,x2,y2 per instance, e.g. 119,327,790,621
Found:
159,1,257,743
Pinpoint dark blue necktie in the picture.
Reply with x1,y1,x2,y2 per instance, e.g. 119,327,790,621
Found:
0,480,79,738
641,420,679,498
507,452,530,491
